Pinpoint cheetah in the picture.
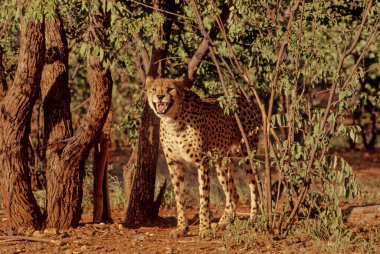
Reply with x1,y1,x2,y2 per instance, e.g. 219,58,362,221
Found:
146,76,261,238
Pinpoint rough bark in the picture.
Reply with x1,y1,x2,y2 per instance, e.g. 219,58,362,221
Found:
40,13,75,228
124,102,161,225
44,6,112,229
0,46,7,98
0,11,45,230
124,0,175,226
93,108,113,223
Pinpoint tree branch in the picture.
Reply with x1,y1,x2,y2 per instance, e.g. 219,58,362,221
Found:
132,34,150,73
185,2,230,87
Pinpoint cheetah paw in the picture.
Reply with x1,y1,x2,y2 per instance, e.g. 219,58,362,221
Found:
211,221,229,231
198,228,214,239
170,228,188,238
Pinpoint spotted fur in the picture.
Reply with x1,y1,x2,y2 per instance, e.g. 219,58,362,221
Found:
146,76,261,238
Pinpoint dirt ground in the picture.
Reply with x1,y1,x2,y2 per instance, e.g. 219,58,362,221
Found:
0,148,379,254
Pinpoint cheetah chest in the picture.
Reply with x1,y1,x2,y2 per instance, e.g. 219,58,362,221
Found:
160,121,204,166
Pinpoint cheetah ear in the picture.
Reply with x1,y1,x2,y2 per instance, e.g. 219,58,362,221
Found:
145,76,154,90
174,76,186,93
175,75,192,89
175,76,185,84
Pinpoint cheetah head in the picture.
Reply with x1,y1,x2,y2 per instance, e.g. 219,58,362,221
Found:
146,76,185,118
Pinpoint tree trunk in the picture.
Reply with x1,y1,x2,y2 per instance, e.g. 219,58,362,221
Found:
124,0,176,226
0,9,45,230
40,14,75,228
43,5,112,229
93,108,113,223
124,102,160,225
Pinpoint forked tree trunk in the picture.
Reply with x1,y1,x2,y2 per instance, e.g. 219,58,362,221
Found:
43,6,112,228
93,108,113,223
0,8,45,230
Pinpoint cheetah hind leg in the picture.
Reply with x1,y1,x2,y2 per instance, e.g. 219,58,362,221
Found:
244,161,258,220
214,162,238,231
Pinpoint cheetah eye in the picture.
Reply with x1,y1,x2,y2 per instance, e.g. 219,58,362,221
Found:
152,87,156,92
167,88,174,92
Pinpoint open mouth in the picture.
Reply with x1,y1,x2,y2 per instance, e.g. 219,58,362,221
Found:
154,101,173,114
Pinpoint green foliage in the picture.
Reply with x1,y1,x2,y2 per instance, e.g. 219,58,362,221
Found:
221,215,269,251
217,91,239,115
83,164,126,209
306,156,358,236
108,173,127,208
203,149,232,167
193,0,379,241
120,91,144,146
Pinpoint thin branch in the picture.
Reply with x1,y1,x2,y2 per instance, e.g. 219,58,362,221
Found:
72,97,90,111
336,0,373,74
132,34,150,73
0,236,63,245
68,37,81,51
128,0,194,22
267,0,301,128
69,61,81,86
262,0,301,223
287,0,305,154
341,16,380,90
133,46,147,83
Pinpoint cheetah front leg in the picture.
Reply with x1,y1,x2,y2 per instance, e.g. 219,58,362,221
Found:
167,160,188,238
197,163,212,238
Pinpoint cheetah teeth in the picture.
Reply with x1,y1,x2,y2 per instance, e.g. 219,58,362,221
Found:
156,102,169,114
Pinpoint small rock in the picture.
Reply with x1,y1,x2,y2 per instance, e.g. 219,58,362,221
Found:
98,222,106,228
1,217,7,221
80,245,87,251
52,240,63,246
64,249,72,254
32,230,45,238
44,228,59,236
118,224,123,230
7,228,16,236
59,232,70,239
133,234,145,240
25,228,36,236
165,247,174,254
218,247,227,252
